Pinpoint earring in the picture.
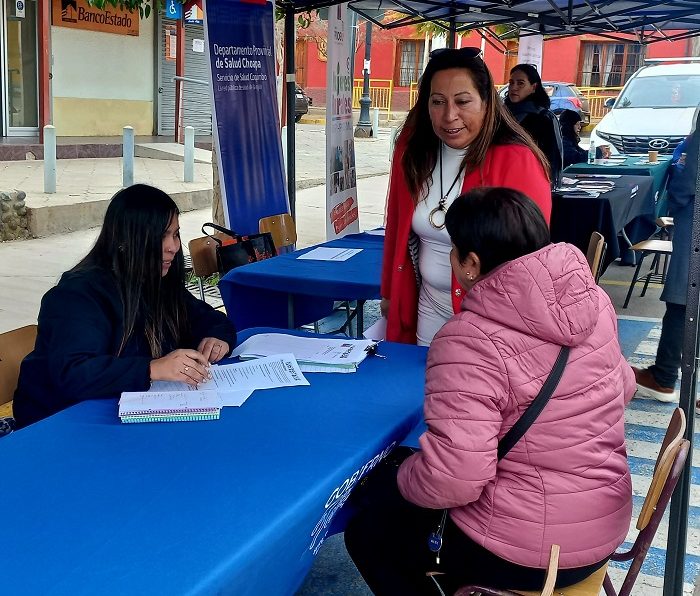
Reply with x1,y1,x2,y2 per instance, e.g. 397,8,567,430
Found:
468,273,474,280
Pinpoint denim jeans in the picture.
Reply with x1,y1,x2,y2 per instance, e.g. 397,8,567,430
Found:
649,302,686,388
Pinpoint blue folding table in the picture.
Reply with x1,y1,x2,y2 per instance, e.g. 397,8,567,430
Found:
218,232,383,336
0,328,427,595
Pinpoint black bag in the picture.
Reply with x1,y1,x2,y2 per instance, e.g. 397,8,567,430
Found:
201,223,277,275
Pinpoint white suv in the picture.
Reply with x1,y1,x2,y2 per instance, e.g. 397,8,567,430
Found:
590,60,700,155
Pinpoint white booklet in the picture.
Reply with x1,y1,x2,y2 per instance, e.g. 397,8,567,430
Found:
118,390,222,418
296,247,362,261
232,333,376,373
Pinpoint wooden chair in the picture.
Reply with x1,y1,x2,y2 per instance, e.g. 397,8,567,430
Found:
603,408,689,596
187,232,228,302
585,231,607,283
259,213,297,253
622,238,673,308
0,325,38,419
453,408,690,596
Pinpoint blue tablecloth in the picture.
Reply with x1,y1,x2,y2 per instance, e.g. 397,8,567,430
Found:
0,327,427,595
219,232,383,330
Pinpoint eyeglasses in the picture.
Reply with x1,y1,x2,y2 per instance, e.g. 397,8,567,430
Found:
429,47,482,59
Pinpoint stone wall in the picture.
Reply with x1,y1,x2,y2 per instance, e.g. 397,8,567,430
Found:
0,191,30,242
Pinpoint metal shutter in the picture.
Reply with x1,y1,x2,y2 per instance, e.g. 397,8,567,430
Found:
157,17,212,136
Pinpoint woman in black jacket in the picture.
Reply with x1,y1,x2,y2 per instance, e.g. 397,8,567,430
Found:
504,64,562,185
13,184,237,428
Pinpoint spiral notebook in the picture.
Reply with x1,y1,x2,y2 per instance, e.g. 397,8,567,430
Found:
118,390,222,423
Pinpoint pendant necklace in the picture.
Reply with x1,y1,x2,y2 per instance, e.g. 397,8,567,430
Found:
429,144,466,230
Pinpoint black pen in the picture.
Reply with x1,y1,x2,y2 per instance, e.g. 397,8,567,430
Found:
365,342,387,359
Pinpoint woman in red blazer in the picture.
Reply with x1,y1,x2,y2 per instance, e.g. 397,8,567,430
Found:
382,48,551,345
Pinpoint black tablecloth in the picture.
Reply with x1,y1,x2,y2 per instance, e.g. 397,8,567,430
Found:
551,175,656,269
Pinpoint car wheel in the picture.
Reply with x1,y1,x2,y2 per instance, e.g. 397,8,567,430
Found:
295,114,303,123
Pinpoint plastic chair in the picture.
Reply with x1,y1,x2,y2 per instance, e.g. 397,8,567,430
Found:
453,408,689,596
259,213,297,253
585,231,607,283
0,325,38,419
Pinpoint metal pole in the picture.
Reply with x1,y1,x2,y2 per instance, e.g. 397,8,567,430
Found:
43,125,56,194
663,136,700,596
123,126,134,188
285,7,296,220
372,107,380,137
354,19,373,138
448,16,457,49
184,125,194,183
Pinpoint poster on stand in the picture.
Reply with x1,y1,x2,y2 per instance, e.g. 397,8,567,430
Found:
203,0,288,234
325,3,360,240
517,34,544,73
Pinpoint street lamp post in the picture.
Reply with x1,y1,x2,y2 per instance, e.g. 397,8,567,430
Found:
354,19,373,138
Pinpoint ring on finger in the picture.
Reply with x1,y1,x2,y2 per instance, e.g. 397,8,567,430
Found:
184,365,190,372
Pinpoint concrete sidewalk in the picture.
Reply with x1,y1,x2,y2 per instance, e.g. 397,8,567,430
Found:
0,173,389,334
0,124,393,239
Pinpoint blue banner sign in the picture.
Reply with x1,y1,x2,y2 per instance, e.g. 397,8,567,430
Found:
203,0,288,234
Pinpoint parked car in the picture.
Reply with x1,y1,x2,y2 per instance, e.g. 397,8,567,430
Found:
590,60,700,155
499,81,591,124
295,86,311,122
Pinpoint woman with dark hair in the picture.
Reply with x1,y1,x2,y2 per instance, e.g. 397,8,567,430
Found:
346,187,634,594
382,48,551,346
505,64,562,184
559,108,589,168
13,184,236,428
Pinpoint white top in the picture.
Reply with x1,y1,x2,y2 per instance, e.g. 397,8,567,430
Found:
411,144,467,345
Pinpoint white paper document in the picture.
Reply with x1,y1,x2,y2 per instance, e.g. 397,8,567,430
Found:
363,316,387,341
149,354,308,403
296,247,362,261
149,381,254,407
204,353,309,391
232,333,375,372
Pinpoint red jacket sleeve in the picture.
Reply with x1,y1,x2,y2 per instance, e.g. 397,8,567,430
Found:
381,136,408,300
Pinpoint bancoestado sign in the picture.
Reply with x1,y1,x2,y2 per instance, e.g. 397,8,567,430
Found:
52,0,139,36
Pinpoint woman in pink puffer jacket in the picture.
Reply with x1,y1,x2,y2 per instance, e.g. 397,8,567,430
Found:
345,187,634,595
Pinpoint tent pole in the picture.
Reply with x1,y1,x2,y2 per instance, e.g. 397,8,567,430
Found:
285,7,297,220
663,128,700,596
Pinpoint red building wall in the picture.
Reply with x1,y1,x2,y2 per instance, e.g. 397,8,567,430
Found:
298,20,693,112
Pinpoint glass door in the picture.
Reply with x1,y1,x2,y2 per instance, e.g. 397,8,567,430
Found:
2,0,38,135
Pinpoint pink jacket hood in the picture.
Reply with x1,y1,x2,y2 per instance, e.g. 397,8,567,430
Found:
466,243,599,347
398,243,634,569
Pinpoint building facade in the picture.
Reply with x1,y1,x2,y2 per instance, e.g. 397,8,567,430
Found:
297,18,695,113
0,0,211,139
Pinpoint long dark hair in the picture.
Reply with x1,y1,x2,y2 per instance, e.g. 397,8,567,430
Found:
509,64,551,109
72,184,187,357
445,187,550,275
400,50,548,202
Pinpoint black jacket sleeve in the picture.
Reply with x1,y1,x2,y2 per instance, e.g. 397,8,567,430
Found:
41,278,152,401
183,290,237,351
